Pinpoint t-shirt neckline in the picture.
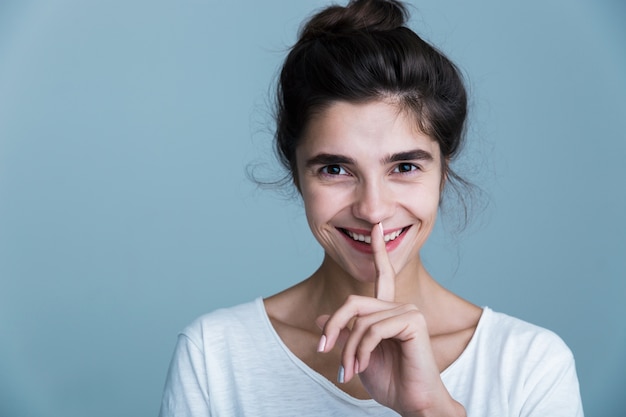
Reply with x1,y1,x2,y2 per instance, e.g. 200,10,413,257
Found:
254,297,382,407
254,296,490,402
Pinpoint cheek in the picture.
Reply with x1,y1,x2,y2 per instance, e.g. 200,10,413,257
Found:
423,201,441,225
425,194,442,216
402,184,441,218
302,187,353,248
302,188,331,229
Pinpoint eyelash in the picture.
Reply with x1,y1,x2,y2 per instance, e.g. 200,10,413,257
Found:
319,164,348,176
393,163,420,174
318,163,420,177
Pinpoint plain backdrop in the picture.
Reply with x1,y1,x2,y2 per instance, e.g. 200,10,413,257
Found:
0,0,624,416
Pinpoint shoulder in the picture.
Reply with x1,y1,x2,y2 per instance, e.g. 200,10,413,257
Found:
475,309,583,415
444,308,583,416
180,298,267,351
479,308,573,361
472,307,579,391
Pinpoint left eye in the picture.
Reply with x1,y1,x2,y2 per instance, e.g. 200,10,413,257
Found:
394,163,418,173
320,164,347,175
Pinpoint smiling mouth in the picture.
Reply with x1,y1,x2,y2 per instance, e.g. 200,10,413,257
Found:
339,227,408,244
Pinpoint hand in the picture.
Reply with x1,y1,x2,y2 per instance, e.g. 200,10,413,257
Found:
317,223,465,417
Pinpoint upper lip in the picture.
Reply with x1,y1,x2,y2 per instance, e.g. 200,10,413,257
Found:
338,226,409,244
338,226,406,236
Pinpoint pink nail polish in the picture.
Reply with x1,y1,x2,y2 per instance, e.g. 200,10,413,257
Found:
378,222,384,235
317,335,326,352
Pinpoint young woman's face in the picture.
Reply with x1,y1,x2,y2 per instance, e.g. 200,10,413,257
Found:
295,100,443,282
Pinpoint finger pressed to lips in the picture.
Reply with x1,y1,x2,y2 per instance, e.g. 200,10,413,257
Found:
373,222,395,302
317,222,400,383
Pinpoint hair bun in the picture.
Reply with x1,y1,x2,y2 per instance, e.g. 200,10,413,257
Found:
299,0,408,41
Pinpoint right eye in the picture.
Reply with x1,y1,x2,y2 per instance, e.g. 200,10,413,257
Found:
320,164,347,176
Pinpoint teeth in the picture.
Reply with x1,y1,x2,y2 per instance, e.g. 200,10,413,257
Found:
345,228,403,244
384,229,402,242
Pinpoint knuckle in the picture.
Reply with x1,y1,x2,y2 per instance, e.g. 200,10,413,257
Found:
346,294,357,304
367,321,385,339
401,303,420,314
351,316,366,332
345,294,361,305
406,308,427,326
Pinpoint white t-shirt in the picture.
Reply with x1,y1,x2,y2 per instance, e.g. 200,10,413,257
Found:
159,298,583,416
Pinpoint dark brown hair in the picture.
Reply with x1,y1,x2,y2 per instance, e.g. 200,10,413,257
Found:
270,0,477,226
277,0,467,177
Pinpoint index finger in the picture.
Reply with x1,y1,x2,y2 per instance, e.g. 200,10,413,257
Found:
372,222,395,302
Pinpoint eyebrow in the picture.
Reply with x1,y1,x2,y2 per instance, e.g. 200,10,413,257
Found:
383,149,434,164
305,153,356,168
305,149,433,168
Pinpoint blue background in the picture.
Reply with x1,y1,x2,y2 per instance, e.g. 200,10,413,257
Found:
0,1,624,416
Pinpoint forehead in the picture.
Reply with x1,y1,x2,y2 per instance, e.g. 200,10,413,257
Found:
299,100,441,160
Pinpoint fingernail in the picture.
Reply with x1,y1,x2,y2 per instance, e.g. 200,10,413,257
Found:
317,335,326,353
354,359,360,375
378,222,384,235
337,365,345,384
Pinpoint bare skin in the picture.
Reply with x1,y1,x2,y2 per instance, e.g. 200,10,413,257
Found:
265,224,481,414
266,261,479,395
264,100,483,416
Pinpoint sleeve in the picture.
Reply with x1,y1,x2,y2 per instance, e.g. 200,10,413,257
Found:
519,338,584,417
158,333,211,417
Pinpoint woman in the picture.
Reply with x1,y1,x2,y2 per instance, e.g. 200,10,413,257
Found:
159,1,583,415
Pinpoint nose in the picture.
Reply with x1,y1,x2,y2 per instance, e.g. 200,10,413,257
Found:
351,179,395,225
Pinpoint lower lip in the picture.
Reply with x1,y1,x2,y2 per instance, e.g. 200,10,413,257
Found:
340,227,408,254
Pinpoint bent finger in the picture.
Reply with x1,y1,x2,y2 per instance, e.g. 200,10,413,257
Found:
339,304,416,382
319,295,395,351
316,314,350,353
355,308,429,373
